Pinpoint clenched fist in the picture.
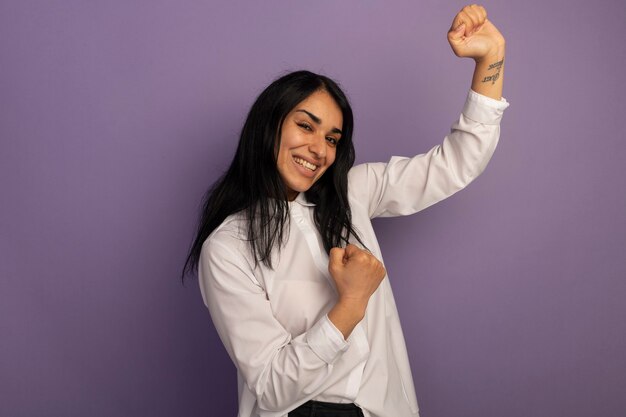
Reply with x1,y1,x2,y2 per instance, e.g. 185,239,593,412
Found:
447,4,505,62
327,244,386,338
328,244,386,306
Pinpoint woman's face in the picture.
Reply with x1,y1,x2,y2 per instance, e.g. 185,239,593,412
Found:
276,89,343,201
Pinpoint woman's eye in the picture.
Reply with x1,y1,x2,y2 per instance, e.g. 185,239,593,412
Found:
326,137,338,146
298,122,312,131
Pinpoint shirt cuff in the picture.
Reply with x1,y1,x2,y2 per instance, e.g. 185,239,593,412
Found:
462,89,510,125
306,315,349,364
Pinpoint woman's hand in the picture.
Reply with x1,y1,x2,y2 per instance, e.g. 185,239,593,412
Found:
327,244,386,339
329,244,386,306
449,5,506,100
447,4,505,62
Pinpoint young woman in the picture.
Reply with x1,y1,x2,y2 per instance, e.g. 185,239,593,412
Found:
182,5,509,417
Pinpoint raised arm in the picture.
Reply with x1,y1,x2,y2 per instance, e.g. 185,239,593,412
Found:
346,5,509,219
327,6,510,358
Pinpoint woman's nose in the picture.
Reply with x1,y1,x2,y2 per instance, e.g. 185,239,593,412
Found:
309,135,326,158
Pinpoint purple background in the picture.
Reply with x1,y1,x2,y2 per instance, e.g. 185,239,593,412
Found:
2,0,625,416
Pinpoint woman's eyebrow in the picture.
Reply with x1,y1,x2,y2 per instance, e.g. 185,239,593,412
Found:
295,109,343,135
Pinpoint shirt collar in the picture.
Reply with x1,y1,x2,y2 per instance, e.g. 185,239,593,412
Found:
292,192,316,207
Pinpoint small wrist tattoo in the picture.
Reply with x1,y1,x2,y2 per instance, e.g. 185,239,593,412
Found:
488,59,504,70
481,72,500,83
481,58,504,85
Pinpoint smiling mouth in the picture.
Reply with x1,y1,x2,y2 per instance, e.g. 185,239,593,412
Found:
293,157,318,171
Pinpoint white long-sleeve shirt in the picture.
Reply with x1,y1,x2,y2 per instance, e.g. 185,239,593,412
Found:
198,89,510,417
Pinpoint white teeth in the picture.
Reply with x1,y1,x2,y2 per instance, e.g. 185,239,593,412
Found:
294,157,317,171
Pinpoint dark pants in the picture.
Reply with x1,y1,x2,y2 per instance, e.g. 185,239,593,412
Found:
288,400,365,417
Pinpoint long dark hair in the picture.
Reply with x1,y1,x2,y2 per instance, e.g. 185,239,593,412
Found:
181,70,365,284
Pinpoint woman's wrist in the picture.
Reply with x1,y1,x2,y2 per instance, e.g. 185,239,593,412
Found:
328,298,367,339
475,43,505,64
471,46,505,100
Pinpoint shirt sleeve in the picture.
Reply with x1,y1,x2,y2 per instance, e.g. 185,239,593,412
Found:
348,89,510,219
198,231,351,413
